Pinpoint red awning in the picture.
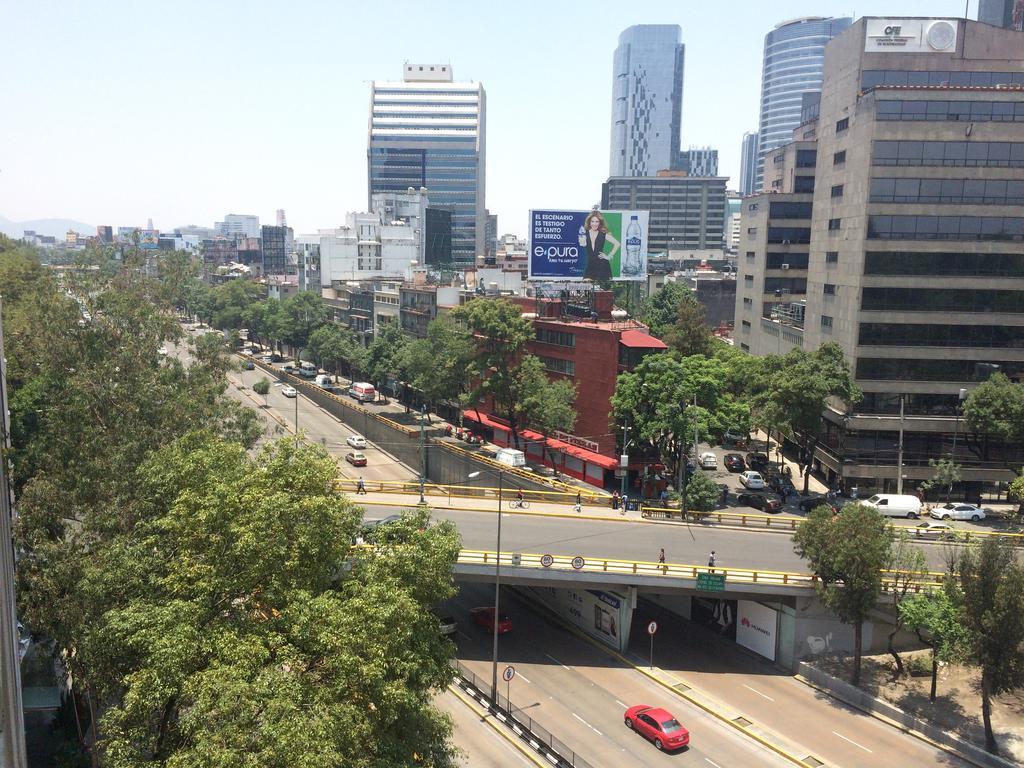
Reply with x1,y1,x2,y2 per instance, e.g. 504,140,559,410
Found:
619,329,668,349
462,411,618,470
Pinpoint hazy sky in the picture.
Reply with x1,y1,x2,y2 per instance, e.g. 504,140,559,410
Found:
2,0,976,236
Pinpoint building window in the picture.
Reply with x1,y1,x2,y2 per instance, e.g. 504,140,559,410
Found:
539,356,575,376
836,117,849,133
821,315,833,329
828,218,841,231
536,328,575,347
747,227,757,234
876,99,1024,123
796,150,817,168
873,139,1024,168
833,150,846,166
740,343,750,352
869,177,1024,205
746,251,755,260
747,203,759,211
741,320,751,331
743,297,753,308
864,250,1024,276
862,287,1024,313
769,201,812,219
824,283,836,295
867,215,1024,242
831,184,844,198
794,176,816,194
826,251,839,263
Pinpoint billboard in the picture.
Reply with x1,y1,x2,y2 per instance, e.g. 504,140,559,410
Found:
736,600,778,661
529,209,649,282
864,19,958,52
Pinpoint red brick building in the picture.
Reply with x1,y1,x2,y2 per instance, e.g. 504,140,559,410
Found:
463,291,667,488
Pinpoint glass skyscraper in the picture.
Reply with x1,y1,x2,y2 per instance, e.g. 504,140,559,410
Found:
609,25,684,177
754,16,851,190
368,64,485,263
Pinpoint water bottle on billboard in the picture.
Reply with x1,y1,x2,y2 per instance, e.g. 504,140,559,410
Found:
577,225,586,247
623,215,642,275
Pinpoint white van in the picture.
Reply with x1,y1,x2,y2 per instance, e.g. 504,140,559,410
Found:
495,448,526,468
349,382,376,402
298,361,318,378
314,374,332,387
863,494,923,519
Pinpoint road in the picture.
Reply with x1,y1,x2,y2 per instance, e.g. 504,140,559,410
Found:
449,583,791,767
435,689,539,767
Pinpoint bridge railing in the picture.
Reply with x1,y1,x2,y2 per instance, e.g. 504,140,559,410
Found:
456,549,946,593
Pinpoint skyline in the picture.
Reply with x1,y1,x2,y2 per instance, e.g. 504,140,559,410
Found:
2,0,977,238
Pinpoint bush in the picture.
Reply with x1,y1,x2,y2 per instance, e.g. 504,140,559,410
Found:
685,470,720,512
906,654,932,677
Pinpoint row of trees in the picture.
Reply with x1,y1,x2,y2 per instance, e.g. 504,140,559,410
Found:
4,238,464,766
794,503,1024,755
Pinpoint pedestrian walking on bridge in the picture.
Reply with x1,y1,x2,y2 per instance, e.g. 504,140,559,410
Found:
658,548,666,564
708,550,716,572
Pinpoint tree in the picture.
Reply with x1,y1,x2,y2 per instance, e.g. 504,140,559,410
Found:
510,355,577,463
920,457,962,504
450,299,535,441
640,282,695,339
684,470,720,512
752,343,860,493
793,503,892,686
252,377,270,407
1008,469,1024,517
663,297,715,357
962,373,1024,466
308,324,357,379
209,279,266,331
884,532,929,680
365,321,407,402
276,291,328,353
954,538,1024,755
403,316,475,417
899,588,969,701
80,433,462,766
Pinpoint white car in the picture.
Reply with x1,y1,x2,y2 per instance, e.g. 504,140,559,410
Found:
931,502,988,522
914,521,959,539
699,452,718,470
282,386,298,398
158,347,168,356
738,471,765,490
346,435,367,449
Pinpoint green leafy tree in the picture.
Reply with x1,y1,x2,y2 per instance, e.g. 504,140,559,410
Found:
365,321,408,402
403,316,475,416
252,377,270,407
156,249,201,314
308,323,357,379
884,532,929,679
510,355,577,462
899,588,969,701
954,538,1024,755
276,291,328,353
684,470,720,512
640,282,696,339
450,298,535,442
210,279,266,331
962,373,1024,466
1007,469,1024,517
753,343,860,493
663,296,715,357
920,457,962,504
793,503,892,686
82,433,461,766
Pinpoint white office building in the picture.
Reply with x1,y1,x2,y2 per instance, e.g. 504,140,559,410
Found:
215,214,261,239
318,210,419,283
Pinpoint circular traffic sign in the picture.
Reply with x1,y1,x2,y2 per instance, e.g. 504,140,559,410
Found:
571,556,586,570
647,621,658,636
502,665,516,682
540,554,554,568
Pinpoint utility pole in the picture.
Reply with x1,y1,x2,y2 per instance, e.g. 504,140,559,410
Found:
0,300,29,768
620,417,629,502
419,404,427,504
896,395,905,495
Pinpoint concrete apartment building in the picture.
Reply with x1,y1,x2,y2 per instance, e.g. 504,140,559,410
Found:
737,17,1024,497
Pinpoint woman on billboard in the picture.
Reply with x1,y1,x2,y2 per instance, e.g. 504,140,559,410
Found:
579,210,619,282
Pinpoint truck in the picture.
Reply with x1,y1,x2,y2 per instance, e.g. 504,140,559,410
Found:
494,448,526,468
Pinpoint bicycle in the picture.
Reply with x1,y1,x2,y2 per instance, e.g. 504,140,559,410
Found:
509,499,530,510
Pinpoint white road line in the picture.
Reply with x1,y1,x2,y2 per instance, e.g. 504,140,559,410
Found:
515,671,531,684
705,759,723,768
572,713,592,729
833,730,873,753
545,653,571,670
742,683,775,702
593,728,603,736
615,699,628,709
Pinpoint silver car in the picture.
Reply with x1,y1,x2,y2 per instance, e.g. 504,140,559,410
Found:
930,503,988,522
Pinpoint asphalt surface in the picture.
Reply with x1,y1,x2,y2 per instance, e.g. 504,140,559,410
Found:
434,689,539,767
448,583,791,767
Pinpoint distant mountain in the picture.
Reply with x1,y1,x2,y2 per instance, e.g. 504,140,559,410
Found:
0,215,95,239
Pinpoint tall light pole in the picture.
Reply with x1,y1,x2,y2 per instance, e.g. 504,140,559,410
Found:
294,389,299,434
896,394,905,495
678,394,697,518
468,469,503,707
620,417,630,503
418,404,427,504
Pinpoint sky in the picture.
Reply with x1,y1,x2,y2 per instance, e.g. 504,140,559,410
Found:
1,0,977,237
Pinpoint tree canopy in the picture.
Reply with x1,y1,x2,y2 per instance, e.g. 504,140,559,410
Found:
962,372,1024,466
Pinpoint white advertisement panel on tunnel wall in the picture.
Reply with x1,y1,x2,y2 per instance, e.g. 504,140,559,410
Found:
519,586,632,653
736,600,778,661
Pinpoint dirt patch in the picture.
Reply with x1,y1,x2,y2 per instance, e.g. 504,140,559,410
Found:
808,651,1024,764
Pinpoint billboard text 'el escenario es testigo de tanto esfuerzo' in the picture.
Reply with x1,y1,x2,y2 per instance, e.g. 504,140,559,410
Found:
528,209,650,281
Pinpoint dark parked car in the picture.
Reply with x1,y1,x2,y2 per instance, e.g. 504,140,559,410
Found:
745,452,770,470
723,453,746,473
765,472,797,495
798,494,837,513
737,492,783,514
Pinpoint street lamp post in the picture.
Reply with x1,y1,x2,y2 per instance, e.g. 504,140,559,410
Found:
468,469,504,708
620,417,630,503
294,389,299,434
678,395,697,519
419,404,427,504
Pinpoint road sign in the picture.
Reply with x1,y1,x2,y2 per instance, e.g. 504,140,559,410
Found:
697,572,726,591
571,556,586,570
502,665,515,682
540,554,554,568
647,621,658,636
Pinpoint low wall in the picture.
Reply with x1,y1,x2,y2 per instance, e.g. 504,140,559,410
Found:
796,662,1017,768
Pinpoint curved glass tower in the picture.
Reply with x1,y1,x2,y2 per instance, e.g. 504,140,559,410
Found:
755,16,851,190
609,25,684,177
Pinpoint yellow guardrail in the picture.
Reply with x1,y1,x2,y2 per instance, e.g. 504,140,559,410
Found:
335,478,600,505
456,549,946,593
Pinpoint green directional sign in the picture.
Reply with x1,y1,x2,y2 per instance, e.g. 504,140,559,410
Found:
696,573,726,592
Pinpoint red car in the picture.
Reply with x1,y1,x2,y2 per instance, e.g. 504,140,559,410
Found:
469,607,512,634
345,451,367,467
624,705,690,751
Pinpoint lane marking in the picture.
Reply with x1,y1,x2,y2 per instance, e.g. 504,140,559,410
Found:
515,671,531,684
544,653,571,670
833,730,873,753
742,683,775,702
615,699,628,709
572,713,591,728
705,759,723,768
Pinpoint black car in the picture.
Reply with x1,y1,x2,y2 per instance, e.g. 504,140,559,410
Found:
723,453,746,473
798,495,837,513
737,492,783,513
745,452,770,470
764,472,797,495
